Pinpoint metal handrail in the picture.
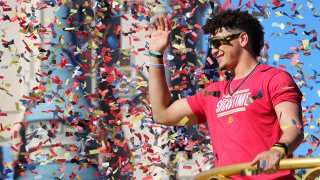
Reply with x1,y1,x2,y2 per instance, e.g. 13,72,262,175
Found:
195,157,320,180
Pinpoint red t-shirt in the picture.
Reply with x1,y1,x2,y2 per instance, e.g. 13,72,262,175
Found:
187,64,302,179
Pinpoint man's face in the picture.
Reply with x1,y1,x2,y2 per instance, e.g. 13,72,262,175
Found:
209,28,243,71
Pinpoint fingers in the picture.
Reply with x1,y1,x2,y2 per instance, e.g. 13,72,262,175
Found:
251,152,281,175
159,17,165,31
151,16,170,32
250,155,260,166
152,21,157,31
164,17,169,31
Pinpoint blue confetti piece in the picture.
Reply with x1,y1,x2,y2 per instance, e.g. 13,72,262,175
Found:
292,119,297,126
138,15,144,22
28,165,36,170
161,1,173,14
261,160,266,169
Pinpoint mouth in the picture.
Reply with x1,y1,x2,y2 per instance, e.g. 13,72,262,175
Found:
216,54,223,63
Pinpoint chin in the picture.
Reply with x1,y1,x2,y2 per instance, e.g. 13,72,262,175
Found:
218,64,228,71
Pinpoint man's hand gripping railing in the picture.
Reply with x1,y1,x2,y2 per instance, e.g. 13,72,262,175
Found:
195,157,320,180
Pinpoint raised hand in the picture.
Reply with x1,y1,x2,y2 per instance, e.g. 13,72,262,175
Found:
149,16,171,54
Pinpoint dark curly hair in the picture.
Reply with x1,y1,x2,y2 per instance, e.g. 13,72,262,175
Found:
203,9,264,56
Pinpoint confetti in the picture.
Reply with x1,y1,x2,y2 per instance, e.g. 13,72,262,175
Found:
0,0,319,179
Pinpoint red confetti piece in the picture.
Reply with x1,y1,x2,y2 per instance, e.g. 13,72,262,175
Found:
272,0,281,7
206,56,214,65
0,113,7,116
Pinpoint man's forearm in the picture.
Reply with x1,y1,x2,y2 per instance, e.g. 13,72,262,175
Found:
279,126,304,155
148,57,173,121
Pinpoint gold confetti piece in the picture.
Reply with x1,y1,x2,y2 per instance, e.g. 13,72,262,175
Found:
17,66,22,73
173,5,181,9
304,133,310,139
15,102,19,111
281,123,293,130
275,11,283,17
40,161,48,165
197,59,203,67
274,54,280,60
132,114,144,121
302,39,309,51
89,149,100,154
64,152,69,158
63,27,77,31
177,116,189,126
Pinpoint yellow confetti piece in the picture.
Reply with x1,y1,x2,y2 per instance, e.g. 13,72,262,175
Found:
66,128,76,132
294,63,303,69
187,62,195,66
275,11,283,17
297,15,304,19
40,161,48,165
4,124,12,130
63,27,77,31
310,125,316,129
302,39,309,51
101,140,106,147
94,110,104,117
132,114,144,121
137,81,148,87
89,149,100,154
20,152,28,156
64,152,69,158
177,116,189,126
15,102,19,111
274,54,280,60
197,59,203,67
46,78,51,89
264,11,271,18
281,123,293,131
55,98,64,104
65,78,69,85
173,5,181,9
69,92,73,102
17,66,22,73
297,5,303,10
54,44,64,51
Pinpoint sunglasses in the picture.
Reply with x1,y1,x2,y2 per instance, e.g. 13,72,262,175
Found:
208,32,242,49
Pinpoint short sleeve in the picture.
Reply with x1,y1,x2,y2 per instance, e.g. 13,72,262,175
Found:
269,71,302,107
186,90,207,124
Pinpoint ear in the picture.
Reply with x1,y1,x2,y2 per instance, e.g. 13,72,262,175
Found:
238,32,249,47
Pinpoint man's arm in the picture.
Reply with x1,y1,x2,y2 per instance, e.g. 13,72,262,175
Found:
275,101,304,154
250,101,304,173
148,16,198,126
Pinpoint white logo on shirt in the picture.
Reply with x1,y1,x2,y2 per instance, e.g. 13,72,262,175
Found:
216,89,251,117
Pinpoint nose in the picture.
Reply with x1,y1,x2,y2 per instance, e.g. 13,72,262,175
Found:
210,48,219,58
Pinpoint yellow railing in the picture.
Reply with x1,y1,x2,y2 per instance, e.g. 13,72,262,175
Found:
195,158,320,180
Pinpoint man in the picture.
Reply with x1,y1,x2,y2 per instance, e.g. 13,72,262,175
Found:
148,9,304,179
